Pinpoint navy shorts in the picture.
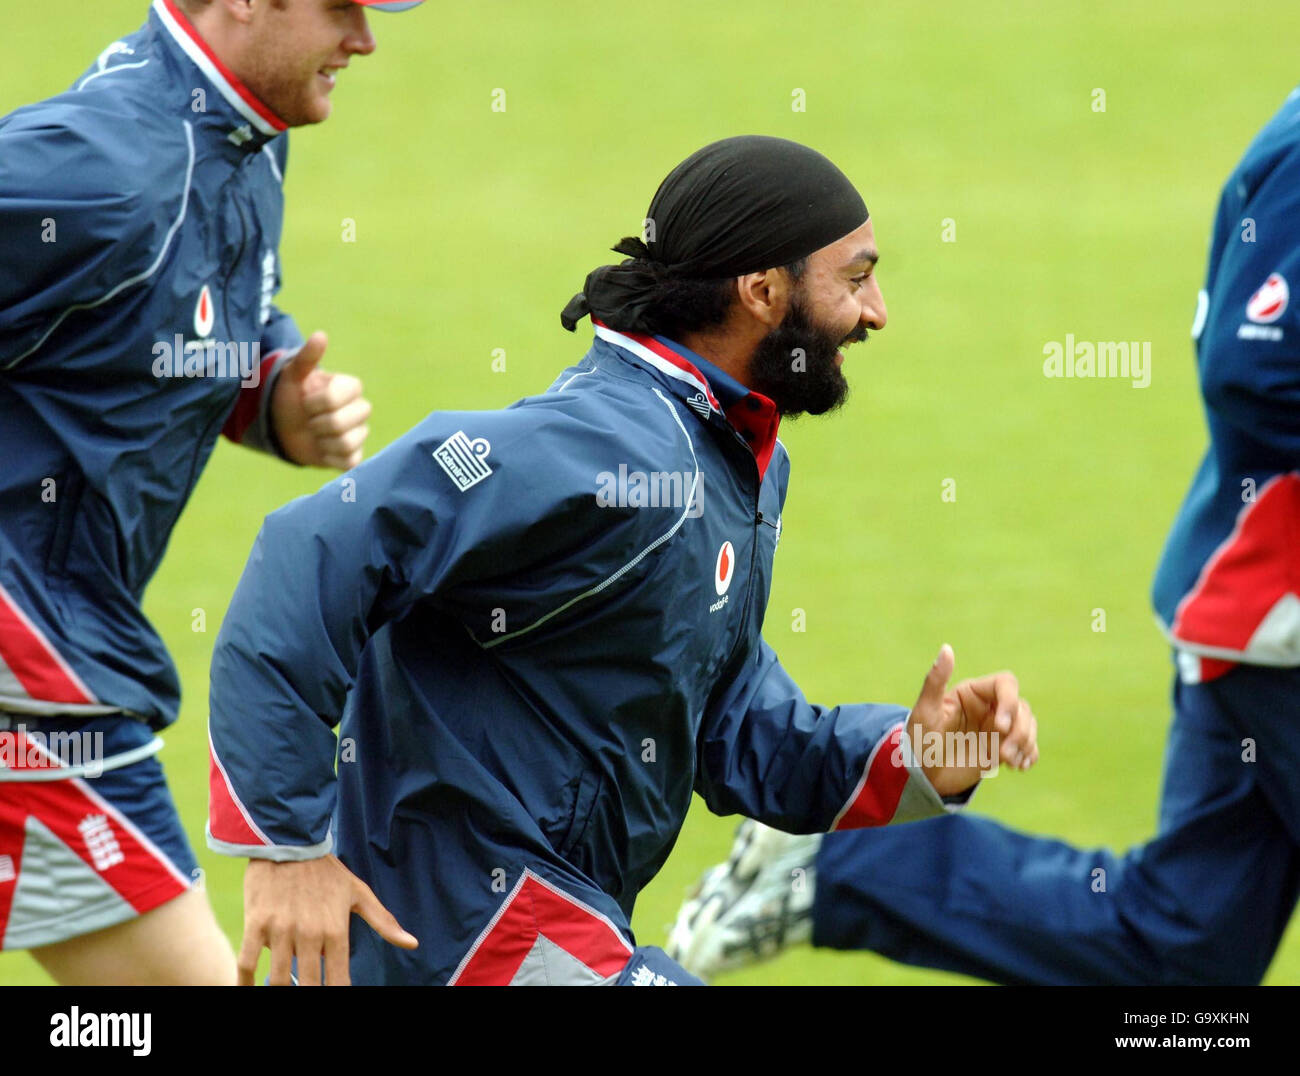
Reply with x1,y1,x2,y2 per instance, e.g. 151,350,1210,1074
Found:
0,715,196,950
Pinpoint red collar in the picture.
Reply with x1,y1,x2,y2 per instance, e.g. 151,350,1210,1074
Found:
593,323,781,480
155,0,288,137
721,393,781,481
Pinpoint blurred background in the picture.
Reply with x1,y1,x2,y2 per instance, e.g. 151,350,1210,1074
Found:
3,0,1298,984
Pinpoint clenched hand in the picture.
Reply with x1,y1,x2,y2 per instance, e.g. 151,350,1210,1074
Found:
906,643,1039,797
270,332,372,470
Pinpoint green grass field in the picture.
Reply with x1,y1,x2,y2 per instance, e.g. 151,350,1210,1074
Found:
4,0,1300,985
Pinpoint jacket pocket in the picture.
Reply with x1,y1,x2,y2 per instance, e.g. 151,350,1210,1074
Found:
552,765,604,861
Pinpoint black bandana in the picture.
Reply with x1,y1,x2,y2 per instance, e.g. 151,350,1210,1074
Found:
561,135,868,332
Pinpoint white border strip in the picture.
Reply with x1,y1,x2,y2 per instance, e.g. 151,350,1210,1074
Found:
0,736,163,783
447,870,530,984
77,59,150,92
556,365,597,392
262,144,284,185
205,827,333,862
1156,615,1296,667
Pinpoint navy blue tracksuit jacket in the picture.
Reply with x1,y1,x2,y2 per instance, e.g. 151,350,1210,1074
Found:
0,0,301,731
208,325,961,984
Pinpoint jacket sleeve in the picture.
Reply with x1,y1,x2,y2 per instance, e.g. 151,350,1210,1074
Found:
206,403,621,859
219,307,302,458
1199,141,1300,460
694,638,965,833
0,112,175,369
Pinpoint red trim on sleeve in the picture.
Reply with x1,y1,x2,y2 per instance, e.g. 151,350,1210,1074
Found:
208,741,270,848
832,724,910,830
221,351,284,444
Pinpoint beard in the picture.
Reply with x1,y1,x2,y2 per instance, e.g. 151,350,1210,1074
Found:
747,296,864,417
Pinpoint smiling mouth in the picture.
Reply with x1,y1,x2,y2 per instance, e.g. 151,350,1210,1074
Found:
837,333,868,365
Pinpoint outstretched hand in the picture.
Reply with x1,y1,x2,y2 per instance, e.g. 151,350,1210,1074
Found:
239,854,417,986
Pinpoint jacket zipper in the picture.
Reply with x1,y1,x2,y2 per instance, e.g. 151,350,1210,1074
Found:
711,416,767,671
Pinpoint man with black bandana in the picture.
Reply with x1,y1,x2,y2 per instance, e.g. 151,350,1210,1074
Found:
559,135,872,419
207,136,1040,985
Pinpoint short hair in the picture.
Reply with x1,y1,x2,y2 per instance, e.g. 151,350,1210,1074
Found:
632,257,807,339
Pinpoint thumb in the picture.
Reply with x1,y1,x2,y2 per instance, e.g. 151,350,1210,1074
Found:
285,331,328,382
915,644,955,712
353,881,419,951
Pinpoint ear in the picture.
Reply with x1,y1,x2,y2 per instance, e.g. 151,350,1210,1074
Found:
215,0,258,26
734,268,794,329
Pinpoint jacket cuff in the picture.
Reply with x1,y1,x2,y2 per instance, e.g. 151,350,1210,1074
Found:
829,721,977,831
895,722,979,818
205,825,333,862
244,348,298,461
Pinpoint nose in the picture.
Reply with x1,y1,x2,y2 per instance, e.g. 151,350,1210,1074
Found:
861,275,887,331
346,9,378,55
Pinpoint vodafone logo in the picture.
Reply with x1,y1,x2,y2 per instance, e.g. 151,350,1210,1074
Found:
1246,273,1288,324
715,541,735,596
194,284,216,338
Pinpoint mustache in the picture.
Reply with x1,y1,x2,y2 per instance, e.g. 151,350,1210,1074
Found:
841,324,869,347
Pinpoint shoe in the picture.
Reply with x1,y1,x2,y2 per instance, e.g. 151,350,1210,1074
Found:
666,819,822,980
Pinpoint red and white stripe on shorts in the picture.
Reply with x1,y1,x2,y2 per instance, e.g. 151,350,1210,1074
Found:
0,729,190,950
